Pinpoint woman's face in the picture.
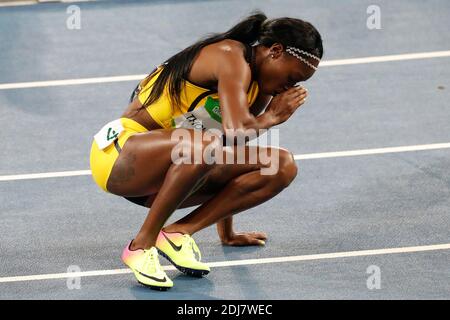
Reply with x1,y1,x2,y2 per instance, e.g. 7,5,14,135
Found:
257,43,319,96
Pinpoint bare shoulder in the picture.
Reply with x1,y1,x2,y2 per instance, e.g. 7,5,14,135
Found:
189,39,251,87
208,39,249,67
211,39,247,55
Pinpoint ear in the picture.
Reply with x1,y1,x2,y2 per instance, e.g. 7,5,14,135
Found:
269,43,284,59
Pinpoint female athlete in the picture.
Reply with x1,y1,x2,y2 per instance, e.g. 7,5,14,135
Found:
90,11,323,290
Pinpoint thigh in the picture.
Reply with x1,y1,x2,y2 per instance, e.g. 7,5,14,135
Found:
106,129,187,196
133,145,284,208
198,144,283,190
107,128,238,196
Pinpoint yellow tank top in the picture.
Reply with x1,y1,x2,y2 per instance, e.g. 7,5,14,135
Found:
136,66,259,131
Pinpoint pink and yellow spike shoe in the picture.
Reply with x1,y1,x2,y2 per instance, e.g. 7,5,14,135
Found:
121,241,173,291
156,231,210,277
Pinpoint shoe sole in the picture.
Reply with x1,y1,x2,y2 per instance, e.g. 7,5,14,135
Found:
157,248,209,278
137,280,171,291
122,261,172,291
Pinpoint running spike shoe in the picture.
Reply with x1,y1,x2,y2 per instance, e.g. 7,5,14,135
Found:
121,241,173,291
156,231,210,277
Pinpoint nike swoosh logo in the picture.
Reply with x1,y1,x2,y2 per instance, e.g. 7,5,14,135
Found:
162,232,183,252
137,271,168,283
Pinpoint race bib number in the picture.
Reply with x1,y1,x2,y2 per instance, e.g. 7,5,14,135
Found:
94,119,124,150
173,96,223,131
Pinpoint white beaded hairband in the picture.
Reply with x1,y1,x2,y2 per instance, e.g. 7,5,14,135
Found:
285,46,320,71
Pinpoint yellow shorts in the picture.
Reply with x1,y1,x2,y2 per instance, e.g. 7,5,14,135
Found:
89,118,148,192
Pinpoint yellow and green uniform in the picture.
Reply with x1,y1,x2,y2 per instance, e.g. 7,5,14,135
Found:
90,48,259,193
136,65,259,130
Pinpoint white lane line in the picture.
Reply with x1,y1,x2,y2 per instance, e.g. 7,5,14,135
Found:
293,142,450,160
0,74,147,90
1,142,449,182
320,50,450,66
1,50,450,90
0,1,37,7
0,0,96,7
1,243,449,283
0,170,91,182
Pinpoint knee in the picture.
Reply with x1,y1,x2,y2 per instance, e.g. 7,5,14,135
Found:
272,148,298,190
224,149,297,196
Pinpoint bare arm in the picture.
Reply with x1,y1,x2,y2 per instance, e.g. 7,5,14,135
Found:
214,46,305,245
216,51,306,133
215,48,276,133
214,91,271,245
